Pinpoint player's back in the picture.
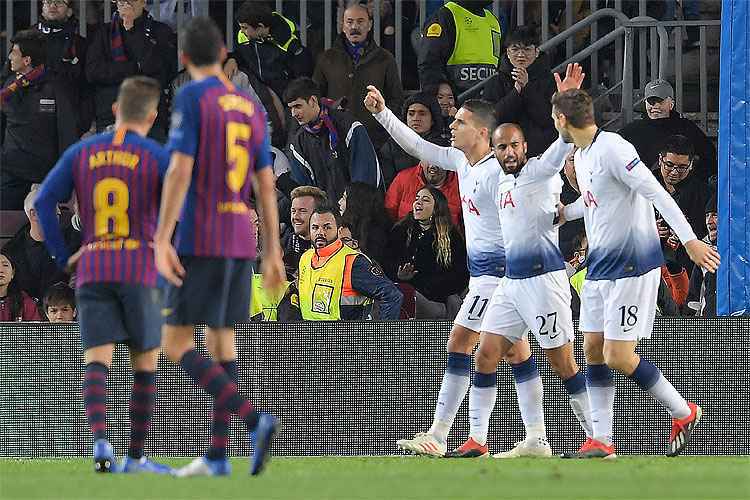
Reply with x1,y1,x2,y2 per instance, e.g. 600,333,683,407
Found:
72,128,169,287
574,130,663,280
456,154,506,278
497,170,565,279
168,76,269,259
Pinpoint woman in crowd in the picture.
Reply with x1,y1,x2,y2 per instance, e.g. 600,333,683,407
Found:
384,187,468,319
339,182,392,266
0,252,41,321
425,79,457,143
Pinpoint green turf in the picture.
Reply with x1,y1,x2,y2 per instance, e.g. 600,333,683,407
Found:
0,457,748,500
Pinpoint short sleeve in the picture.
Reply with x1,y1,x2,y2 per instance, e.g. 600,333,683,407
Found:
166,87,200,158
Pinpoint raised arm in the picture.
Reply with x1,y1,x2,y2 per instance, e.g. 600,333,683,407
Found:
364,86,463,171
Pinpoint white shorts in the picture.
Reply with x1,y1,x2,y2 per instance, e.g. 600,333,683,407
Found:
482,270,574,349
579,267,660,341
453,275,502,332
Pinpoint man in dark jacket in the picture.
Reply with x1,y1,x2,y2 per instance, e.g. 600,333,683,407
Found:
283,77,381,205
654,134,708,275
280,185,328,280
1,30,78,209
223,1,313,100
379,92,445,187
85,0,175,140
619,79,717,185
34,0,91,135
312,1,402,148
418,0,502,94
685,193,717,317
483,26,557,156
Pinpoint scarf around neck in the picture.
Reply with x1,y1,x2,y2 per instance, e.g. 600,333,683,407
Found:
1,65,47,104
303,102,339,153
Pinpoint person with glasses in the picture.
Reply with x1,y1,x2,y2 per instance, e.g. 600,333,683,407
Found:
655,134,708,274
619,79,717,186
483,26,559,157
85,0,175,141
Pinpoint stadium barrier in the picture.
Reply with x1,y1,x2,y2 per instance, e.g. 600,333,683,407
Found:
1,319,748,458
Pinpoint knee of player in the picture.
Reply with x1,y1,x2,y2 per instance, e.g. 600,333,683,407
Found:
582,335,605,363
602,344,637,374
546,351,578,380
475,344,503,371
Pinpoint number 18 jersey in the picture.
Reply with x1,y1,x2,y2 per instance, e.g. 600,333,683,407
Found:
167,75,272,259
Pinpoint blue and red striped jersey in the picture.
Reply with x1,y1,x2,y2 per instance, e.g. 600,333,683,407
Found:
167,75,271,259
35,128,169,287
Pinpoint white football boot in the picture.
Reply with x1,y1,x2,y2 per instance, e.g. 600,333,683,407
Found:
492,436,552,458
396,432,447,457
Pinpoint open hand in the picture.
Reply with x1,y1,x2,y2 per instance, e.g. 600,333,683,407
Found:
512,66,529,92
397,262,418,281
155,240,186,287
364,85,386,114
554,63,586,92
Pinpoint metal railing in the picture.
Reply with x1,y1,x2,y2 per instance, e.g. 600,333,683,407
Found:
3,1,719,132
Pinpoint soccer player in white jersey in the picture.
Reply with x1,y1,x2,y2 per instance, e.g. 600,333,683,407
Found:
365,84,560,459
466,119,596,458
552,89,720,458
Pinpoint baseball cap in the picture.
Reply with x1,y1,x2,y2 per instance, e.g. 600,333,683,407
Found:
645,79,674,100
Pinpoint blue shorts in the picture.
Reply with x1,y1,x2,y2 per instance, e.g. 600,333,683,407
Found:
163,256,253,328
76,283,163,352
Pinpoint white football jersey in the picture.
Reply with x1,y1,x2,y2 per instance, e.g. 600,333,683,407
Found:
375,108,506,277
497,137,572,279
571,130,696,280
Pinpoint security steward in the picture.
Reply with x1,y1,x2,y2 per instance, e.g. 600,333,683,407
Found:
298,206,402,321
418,0,502,95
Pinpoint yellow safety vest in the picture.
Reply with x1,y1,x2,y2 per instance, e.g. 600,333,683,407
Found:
570,267,587,296
298,241,371,321
444,1,501,91
237,12,298,52
250,274,291,321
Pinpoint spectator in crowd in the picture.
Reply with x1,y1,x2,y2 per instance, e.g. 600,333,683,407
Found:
558,146,584,257
281,185,328,280
34,0,91,134
0,252,41,321
686,193,718,317
338,221,359,250
379,92,445,186
567,230,587,319
384,186,468,320
313,1,403,148
338,182,392,266
223,1,313,100
655,134,707,273
418,0,502,94
424,79,458,142
298,205,402,321
1,30,78,209
384,153,462,226
43,280,76,322
85,0,176,140
1,187,72,301
483,26,558,156
283,77,381,204
619,79,717,184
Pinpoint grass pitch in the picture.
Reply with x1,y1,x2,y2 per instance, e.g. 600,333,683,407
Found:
1,456,748,500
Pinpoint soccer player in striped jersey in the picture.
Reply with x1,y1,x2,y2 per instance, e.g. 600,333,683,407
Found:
365,85,569,459
553,89,720,458
35,76,172,474
154,17,285,477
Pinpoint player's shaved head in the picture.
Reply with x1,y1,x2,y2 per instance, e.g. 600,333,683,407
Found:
493,123,528,175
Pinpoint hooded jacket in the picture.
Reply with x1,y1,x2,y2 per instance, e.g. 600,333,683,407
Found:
378,92,445,187
313,33,403,148
483,52,557,156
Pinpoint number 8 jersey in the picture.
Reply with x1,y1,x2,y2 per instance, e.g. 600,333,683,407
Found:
167,75,272,259
35,128,170,287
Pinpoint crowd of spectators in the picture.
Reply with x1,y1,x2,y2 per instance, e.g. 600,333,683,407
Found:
0,0,720,322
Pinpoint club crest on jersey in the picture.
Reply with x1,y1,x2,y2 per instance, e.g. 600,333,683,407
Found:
461,195,480,216
583,190,599,208
625,157,640,171
499,191,516,209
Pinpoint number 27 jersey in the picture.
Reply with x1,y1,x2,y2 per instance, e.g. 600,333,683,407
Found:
167,76,272,259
